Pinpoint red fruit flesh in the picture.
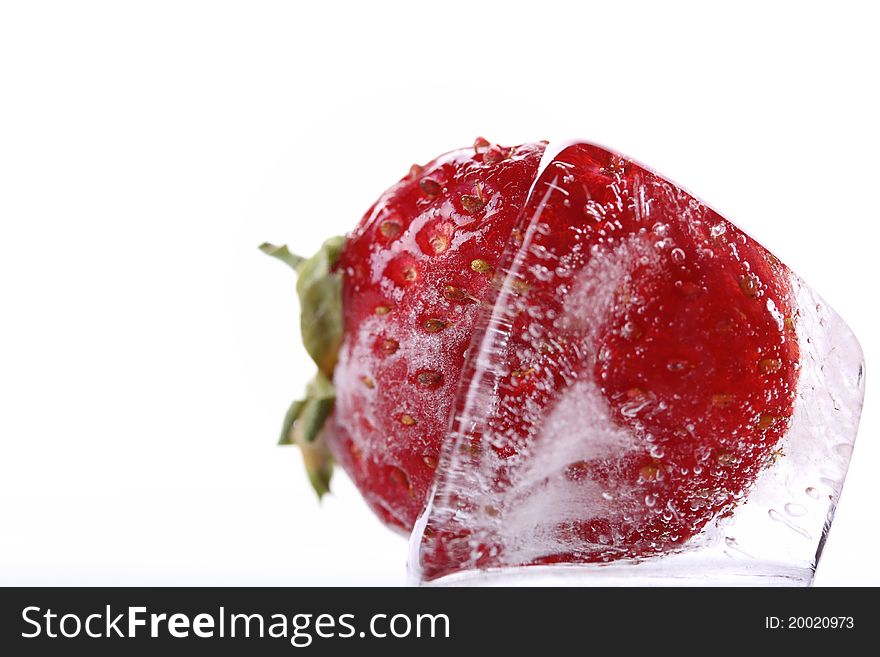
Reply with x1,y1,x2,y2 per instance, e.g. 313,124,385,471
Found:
417,143,799,578
330,142,547,530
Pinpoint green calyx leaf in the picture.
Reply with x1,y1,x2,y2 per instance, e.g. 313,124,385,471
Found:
260,237,345,377
261,237,346,499
277,373,336,499
279,373,336,446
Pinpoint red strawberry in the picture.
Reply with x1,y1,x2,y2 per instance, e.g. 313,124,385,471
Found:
262,139,799,578
416,143,799,578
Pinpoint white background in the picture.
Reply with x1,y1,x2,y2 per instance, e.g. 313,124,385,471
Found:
1,1,877,585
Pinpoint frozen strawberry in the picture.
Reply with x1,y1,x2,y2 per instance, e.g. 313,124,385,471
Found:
262,139,799,576
416,143,799,578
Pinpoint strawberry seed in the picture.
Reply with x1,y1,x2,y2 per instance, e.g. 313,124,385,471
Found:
420,178,441,196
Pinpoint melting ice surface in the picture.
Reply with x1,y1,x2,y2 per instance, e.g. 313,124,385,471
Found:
408,141,865,586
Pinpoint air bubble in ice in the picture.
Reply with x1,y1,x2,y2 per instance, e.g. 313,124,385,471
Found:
620,322,639,340
768,509,811,540
652,222,668,236
819,477,839,490
533,266,553,282
619,396,651,418
784,503,807,518
766,299,785,332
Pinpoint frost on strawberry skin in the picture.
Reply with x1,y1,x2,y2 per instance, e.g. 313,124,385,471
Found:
331,141,547,531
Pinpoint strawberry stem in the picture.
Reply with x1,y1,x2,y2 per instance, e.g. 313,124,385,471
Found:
259,242,306,270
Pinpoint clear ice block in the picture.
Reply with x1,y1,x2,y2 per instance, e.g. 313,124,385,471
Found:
408,141,865,586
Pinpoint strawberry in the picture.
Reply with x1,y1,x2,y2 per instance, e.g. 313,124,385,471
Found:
262,139,799,577
262,139,547,527
416,143,799,578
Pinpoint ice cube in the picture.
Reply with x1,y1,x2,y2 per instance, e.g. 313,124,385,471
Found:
409,141,865,586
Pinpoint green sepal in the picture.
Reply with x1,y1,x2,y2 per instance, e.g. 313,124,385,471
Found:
278,399,305,446
261,237,345,499
260,237,345,377
276,375,336,499
279,372,336,446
